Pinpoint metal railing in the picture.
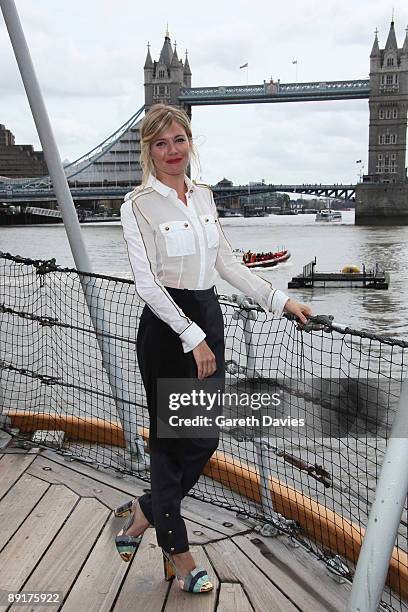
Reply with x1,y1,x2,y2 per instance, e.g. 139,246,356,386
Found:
1,251,408,611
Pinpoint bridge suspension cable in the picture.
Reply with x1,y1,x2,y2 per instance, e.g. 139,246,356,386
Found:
5,105,145,190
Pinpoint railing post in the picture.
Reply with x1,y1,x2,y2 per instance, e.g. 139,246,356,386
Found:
0,0,147,467
253,438,280,521
347,380,408,611
231,294,259,378
253,438,298,537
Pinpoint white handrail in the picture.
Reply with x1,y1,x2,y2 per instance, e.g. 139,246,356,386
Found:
347,380,408,611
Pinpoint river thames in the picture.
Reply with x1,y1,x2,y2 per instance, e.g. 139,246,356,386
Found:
1,210,407,339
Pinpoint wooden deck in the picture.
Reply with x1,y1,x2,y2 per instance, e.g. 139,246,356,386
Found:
0,446,351,612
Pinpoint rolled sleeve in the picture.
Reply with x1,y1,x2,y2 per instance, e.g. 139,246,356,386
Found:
179,322,206,353
270,289,290,316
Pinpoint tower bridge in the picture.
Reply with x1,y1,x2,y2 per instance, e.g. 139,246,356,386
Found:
178,80,370,106
1,21,407,223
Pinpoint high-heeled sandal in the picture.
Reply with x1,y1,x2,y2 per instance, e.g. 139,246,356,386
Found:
113,497,137,518
115,510,143,562
162,550,213,593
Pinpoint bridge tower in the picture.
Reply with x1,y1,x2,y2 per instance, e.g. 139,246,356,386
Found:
368,21,408,183
356,21,408,224
144,28,192,115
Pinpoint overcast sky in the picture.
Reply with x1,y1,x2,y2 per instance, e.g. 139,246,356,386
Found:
1,1,408,185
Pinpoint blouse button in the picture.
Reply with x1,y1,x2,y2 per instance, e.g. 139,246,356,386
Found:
205,218,209,222
215,219,218,223
165,226,169,231
184,223,189,228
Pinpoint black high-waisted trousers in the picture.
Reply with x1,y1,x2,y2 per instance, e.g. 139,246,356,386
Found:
136,286,225,554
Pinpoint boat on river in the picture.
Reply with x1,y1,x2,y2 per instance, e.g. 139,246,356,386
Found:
241,249,291,268
315,209,342,222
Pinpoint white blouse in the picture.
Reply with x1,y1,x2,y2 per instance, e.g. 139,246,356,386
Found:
120,173,289,353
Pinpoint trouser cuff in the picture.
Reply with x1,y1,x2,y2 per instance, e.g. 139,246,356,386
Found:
138,494,154,525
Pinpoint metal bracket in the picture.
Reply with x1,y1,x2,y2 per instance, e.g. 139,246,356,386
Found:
254,514,299,537
284,313,334,333
378,603,395,612
225,359,261,379
118,434,150,472
325,554,350,583
230,294,259,318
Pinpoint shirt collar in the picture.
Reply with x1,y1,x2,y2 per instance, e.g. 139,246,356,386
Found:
145,173,195,198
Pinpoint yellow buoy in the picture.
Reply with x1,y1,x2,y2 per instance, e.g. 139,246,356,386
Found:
342,265,360,274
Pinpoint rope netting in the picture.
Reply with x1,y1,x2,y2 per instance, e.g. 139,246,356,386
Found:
1,251,407,610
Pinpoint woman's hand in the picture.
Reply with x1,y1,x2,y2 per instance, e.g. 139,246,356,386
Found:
284,298,312,324
192,340,217,380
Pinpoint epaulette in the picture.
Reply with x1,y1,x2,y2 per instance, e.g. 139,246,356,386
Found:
192,180,212,190
127,185,155,203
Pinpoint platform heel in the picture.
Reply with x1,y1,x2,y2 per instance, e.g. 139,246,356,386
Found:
162,550,213,593
163,552,176,581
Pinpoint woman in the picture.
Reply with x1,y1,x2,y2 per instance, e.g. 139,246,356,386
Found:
116,103,311,594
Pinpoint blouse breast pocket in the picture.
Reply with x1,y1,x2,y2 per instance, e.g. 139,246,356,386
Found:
159,220,196,257
200,214,219,249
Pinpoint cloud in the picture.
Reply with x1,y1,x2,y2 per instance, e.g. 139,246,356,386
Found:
192,98,368,184
1,0,407,183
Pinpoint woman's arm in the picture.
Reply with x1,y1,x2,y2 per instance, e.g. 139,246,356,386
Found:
121,194,206,353
210,193,311,322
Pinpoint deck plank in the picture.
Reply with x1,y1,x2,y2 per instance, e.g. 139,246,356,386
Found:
60,514,132,612
184,506,244,538
9,498,109,612
28,451,247,537
26,455,143,512
113,528,169,612
164,545,218,612
0,452,36,498
217,583,253,612
27,457,228,545
205,539,298,612
245,533,350,610
31,448,150,495
35,449,245,536
181,495,248,536
0,484,78,592
184,519,227,546
0,473,49,551
233,534,348,612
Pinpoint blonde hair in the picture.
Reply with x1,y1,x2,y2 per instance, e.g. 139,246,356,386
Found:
139,103,200,185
